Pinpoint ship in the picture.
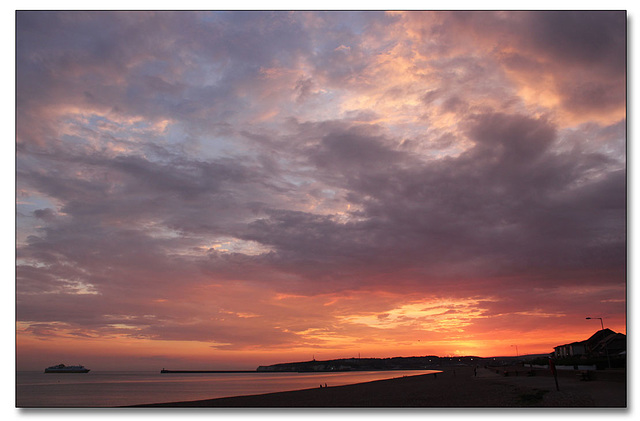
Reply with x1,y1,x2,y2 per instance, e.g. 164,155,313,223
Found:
44,364,90,373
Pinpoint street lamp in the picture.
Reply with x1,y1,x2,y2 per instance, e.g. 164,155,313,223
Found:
586,317,611,369
511,344,519,357
585,317,604,330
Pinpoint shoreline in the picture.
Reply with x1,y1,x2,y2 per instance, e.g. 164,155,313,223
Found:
160,370,257,373
133,366,626,407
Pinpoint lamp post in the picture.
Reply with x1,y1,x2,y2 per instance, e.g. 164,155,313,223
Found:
585,317,604,330
586,317,611,369
511,344,519,357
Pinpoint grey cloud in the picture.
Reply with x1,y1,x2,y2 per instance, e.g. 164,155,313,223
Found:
17,11,313,139
17,103,625,340
444,11,625,77
295,77,315,103
441,96,468,114
33,208,56,221
309,128,406,174
19,139,278,235
428,11,626,117
464,112,557,173
558,79,626,115
237,112,625,294
524,11,626,78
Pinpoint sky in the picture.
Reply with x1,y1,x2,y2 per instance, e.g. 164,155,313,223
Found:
15,10,627,371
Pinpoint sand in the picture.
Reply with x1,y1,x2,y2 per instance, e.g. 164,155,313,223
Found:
135,366,626,408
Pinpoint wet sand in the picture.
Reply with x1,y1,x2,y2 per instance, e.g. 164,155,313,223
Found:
136,366,626,407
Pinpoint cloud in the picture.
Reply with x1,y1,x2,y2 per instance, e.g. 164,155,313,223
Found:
399,11,626,126
524,11,625,78
16,11,626,362
19,109,624,344
228,111,624,296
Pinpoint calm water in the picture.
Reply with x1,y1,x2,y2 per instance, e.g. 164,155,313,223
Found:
16,370,440,407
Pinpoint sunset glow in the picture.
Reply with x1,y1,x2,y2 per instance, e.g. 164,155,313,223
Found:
16,11,626,371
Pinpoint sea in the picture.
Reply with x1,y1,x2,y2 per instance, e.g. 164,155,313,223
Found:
16,369,441,407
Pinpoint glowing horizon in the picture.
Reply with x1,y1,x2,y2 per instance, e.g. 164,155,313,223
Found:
16,11,626,371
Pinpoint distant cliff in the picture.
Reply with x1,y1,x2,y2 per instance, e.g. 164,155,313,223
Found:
257,356,447,372
256,354,546,372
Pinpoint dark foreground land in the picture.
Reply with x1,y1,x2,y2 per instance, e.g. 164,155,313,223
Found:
136,366,626,407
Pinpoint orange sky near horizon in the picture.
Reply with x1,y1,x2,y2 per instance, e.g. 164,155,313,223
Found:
17,322,628,372
16,286,626,371
16,11,626,372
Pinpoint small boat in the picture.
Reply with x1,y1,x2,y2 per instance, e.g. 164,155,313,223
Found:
44,364,90,373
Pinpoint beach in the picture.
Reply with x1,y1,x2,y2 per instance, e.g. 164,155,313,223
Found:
136,366,627,407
